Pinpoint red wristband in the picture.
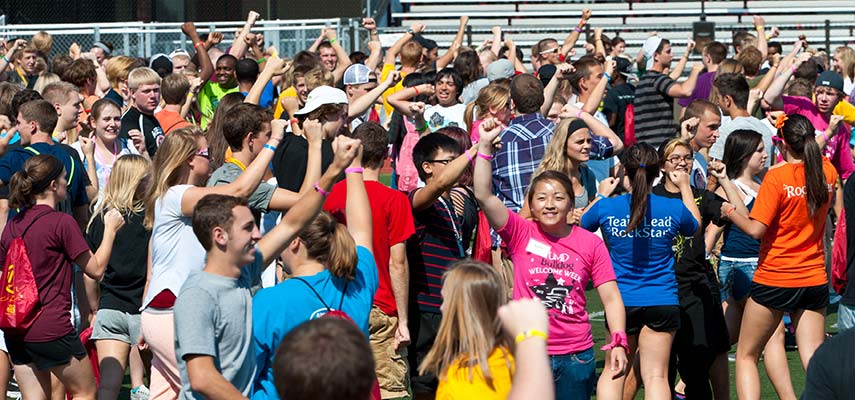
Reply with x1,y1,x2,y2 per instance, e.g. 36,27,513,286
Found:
194,41,205,49
414,86,420,96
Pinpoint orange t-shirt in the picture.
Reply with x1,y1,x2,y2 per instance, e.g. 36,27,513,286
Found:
154,109,191,135
750,159,838,288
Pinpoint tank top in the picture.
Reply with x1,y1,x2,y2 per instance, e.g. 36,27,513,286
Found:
721,179,761,259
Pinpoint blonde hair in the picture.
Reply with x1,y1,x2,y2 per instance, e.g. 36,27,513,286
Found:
835,46,855,80
106,56,140,89
419,260,511,384
534,118,586,178
128,67,161,90
464,84,510,132
31,31,53,55
143,126,204,228
88,155,151,232
33,73,61,94
304,67,334,93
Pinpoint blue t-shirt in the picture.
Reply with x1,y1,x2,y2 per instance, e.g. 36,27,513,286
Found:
0,142,89,214
580,194,698,307
250,245,378,400
241,81,278,110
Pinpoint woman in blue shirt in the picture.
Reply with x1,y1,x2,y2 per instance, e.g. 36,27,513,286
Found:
251,149,379,400
580,143,700,399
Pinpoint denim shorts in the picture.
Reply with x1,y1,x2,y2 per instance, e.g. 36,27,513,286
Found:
717,259,757,302
551,347,596,400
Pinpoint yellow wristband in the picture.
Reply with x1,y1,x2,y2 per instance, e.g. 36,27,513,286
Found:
756,25,765,32
515,329,548,344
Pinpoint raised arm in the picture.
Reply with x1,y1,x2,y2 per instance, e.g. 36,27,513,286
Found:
593,28,606,58
708,161,749,216
667,62,703,98
584,59,615,115
349,71,400,118
180,120,285,215
412,142,478,211
362,18,382,71
473,118,510,229
763,52,812,111
499,299,554,400
78,135,99,201
561,9,592,58
490,26,503,58
75,209,124,281
753,15,769,58
386,84,435,117
384,23,426,66
246,55,289,105
668,170,702,233
0,40,26,80
669,40,695,80
505,38,527,74
324,29,353,84
344,145,372,253
182,22,216,82
540,63,574,116
266,119,324,211
181,77,204,118
436,17,468,70
560,102,624,155
256,135,360,266
229,11,260,58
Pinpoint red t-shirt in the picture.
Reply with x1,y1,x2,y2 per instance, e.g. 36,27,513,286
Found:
324,180,415,316
0,205,90,342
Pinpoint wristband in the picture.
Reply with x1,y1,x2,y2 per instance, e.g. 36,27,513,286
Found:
577,109,585,119
603,71,612,83
263,143,277,152
413,86,420,96
1,55,10,64
270,50,279,58
791,64,798,74
821,130,830,144
515,329,548,344
574,26,583,33
345,167,364,174
314,182,330,196
755,25,765,32
600,331,628,351
596,193,607,200
727,206,736,218
187,92,195,98
477,152,493,161
257,57,266,64
330,38,337,45
416,121,429,133
194,42,205,49
466,151,474,162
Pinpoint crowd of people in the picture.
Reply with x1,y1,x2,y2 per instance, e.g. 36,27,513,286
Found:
0,6,853,400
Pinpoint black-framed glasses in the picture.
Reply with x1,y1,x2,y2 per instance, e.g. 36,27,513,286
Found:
425,159,454,165
666,154,693,164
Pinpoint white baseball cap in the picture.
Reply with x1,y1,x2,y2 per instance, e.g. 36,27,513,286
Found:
642,36,664,70
294,86,349,116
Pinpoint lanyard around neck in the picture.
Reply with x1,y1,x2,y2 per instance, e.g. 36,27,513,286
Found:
226,157,247,171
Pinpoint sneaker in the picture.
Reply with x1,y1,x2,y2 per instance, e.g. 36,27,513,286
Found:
7,377,22,400
130,385,150,400
728,352,736,362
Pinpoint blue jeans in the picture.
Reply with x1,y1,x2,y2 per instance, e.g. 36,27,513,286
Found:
839,303,855,331
717,259,757,302
551,347,596,400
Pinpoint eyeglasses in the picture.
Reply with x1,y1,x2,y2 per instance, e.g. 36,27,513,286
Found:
195,148,210,159
539,47,560,55
666,154,693,164
425,159,454,165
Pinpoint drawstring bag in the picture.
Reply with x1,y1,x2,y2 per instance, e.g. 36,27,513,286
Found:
0,210,52,332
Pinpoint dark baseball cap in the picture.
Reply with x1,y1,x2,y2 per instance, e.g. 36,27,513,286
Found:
412,34,437,50
538,64,557,87
816,70,844,92
616,57,632,77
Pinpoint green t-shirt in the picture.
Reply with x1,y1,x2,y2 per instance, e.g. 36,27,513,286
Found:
198,81,239,130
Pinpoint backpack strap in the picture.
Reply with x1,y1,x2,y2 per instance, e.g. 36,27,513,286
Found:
292,277,332,311
13,209,54,239
337,280,349,311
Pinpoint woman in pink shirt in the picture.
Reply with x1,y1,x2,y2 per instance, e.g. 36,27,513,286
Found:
472,117,628,399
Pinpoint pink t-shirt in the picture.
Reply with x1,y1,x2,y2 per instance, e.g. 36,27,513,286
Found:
783,96,854,179
469,119,508,144
497,210,616,355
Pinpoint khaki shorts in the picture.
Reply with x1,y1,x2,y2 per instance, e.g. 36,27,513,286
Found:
369,306,409,399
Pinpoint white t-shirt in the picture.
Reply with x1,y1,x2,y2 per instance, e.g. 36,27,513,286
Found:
142,184,206,310
425,103,466,132
709,115,775,168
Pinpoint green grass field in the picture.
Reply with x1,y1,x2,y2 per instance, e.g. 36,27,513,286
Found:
586,287,839,399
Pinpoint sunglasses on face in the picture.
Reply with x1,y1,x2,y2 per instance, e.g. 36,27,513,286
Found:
539,47,560,56
195,148,210,159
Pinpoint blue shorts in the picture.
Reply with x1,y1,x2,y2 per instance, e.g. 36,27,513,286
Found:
717,259,757,302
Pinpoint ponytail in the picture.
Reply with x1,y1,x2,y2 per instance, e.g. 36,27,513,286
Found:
9,155,65,210
780,113,829,216
464,101,477,133
801,134,828,216
624,144,659,233
8,170,35,210
300,212,359,281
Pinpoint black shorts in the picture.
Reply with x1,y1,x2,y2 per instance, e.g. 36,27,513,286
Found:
6,332,86,370
607,305,681,336
750,282,829,313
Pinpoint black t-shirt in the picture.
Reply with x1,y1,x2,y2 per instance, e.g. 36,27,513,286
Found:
842,177,855,306
801,328,855,399
120,106,163,157
652,184,723,291
86,210,150,313
272,132,335,192
601,82,635,141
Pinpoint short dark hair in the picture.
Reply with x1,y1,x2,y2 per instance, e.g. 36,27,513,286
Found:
704,41,728,64
570,56,602,93
222,103,270,151
713,73,750,109
62,58,97,89
435,68,464,98
216,54,237,67
682,99,720,123
192,194,248,251
274,318,375,400
768,41,783,55
510,73,544,114
453,50,482,86
19,99,57,133
348,122,388,170
235,58,260,82
412,133,460,181
11,89,43,121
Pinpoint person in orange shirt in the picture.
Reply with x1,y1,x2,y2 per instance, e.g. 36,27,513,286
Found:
155,73,199,135
721,113,837,399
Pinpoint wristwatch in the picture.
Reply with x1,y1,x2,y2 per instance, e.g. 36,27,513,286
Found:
407,29,415,35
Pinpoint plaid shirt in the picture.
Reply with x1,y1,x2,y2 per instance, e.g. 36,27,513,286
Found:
492,113,555,212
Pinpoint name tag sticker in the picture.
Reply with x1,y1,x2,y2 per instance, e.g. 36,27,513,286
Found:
526,239,551,258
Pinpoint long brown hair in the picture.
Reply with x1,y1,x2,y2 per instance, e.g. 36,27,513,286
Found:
419,260,511,385
781,114,829,216
298,211,358,280
623,143,660,232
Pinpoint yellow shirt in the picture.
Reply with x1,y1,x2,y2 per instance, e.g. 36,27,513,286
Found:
273,86,298,120
833,99,855,125
380,63,408,118
436,347,515,400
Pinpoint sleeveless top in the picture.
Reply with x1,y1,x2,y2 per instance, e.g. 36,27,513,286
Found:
721,179,761,259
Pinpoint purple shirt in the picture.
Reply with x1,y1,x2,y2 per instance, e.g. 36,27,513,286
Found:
678,71,715,108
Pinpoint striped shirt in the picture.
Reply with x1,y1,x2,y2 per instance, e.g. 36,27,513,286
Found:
492,113,555,212
633,71,678,148
407,189,478,313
